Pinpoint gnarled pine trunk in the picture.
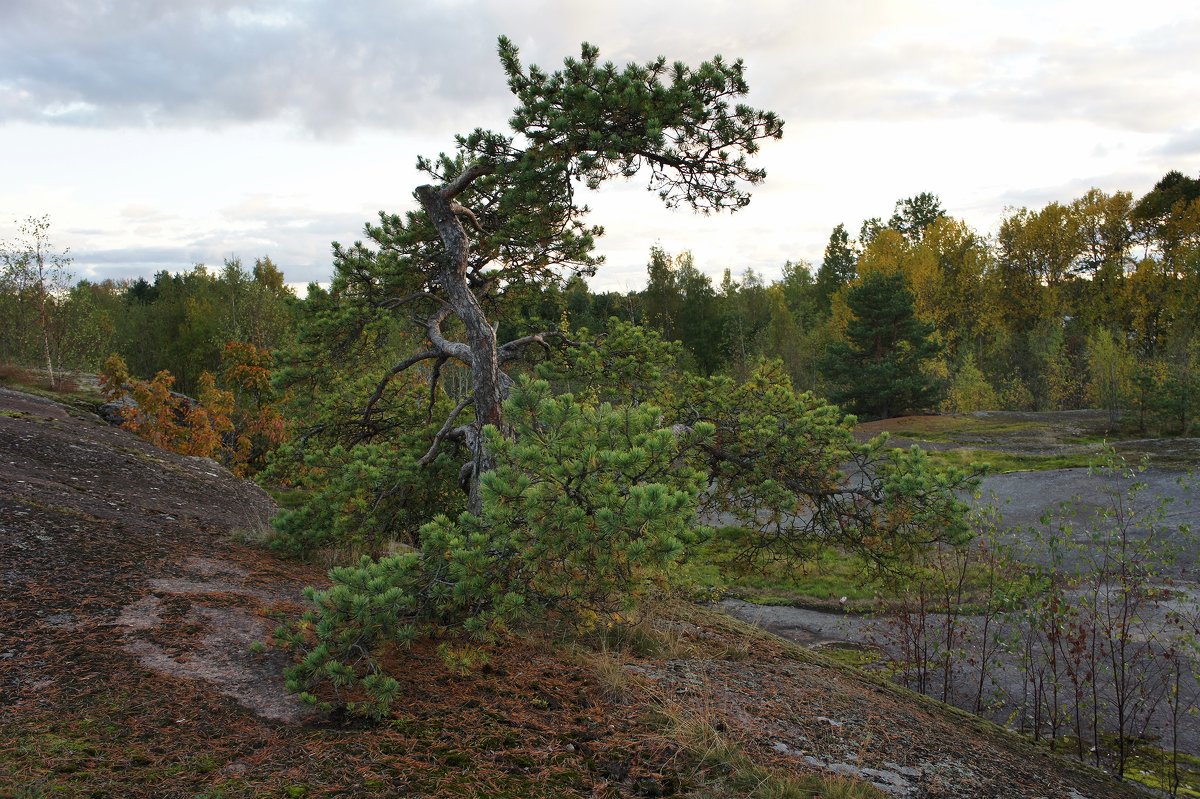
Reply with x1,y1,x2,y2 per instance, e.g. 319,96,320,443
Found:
414,183,503,514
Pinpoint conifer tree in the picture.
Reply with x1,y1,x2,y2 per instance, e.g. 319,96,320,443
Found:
322,36,782,512
819,271,942,418
814,223,856,315
273,42,984,715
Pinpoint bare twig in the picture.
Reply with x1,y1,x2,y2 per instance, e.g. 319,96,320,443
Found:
362,349,440,421
498,330,578,363
418,395,475,467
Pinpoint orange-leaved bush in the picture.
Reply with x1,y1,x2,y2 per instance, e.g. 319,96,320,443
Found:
99,344,285,476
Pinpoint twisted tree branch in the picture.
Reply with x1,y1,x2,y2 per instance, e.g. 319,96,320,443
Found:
424,307,474,364
362,349,440,422
498,330,578,363
440,162,497,200
418,395,476,467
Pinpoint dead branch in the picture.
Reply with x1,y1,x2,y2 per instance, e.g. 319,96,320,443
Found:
418,395,475,467
498,330,578,363
450,201,484,235
362,349,440,422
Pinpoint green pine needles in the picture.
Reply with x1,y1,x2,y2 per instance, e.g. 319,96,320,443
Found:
819,270,943,419
278,379,711,715
271,35,976,718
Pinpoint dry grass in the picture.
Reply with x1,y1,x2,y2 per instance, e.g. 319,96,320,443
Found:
0,365,99,415
588,645,634,703
0,363,35,384
0,363,81,393
652,698,885,799
568,601,887,798
572,633,885,798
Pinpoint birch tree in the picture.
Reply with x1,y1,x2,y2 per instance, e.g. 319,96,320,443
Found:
1,215,73,386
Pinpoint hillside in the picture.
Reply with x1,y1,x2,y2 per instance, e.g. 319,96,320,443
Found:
0,385,1147,798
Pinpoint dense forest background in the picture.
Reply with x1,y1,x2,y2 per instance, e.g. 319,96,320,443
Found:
4,169,1200,430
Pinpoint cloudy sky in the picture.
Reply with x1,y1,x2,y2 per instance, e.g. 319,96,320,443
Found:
2,0,1199,293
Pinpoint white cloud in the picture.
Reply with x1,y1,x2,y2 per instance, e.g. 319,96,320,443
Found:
1,0,1198,291
1159,129,1200,158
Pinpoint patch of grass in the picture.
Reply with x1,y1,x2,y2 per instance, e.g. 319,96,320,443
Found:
656,705,884,798
588,612,696,658
1037,734,1200,796
861,414,1041,442
813,643,882,670
717,637,754,662
1122,741,1200,797
588,649,632,702
0,365,103,410
1063,433,1118,445
0,363,35,384
686,529,878,610
919,447,1095,473
229,522,276,547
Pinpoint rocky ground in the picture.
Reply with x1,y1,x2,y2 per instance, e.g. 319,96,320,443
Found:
726,411,1200,785
0,386,1149,797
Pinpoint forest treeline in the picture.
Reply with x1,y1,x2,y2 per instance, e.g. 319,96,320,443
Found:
3,169,1200,430
0,253,297,393
563,171,1200,428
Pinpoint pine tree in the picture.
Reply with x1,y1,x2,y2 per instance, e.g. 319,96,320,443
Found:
819,271,942,418
814,223,856,315
342,36,783,513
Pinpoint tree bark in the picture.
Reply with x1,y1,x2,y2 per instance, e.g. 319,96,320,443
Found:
38,279,55,389
414,183,503,514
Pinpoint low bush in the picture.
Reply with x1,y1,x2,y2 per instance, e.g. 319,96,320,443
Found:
276,378,713,715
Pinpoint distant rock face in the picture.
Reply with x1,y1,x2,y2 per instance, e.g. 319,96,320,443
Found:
97,395,137,426
97,390,199,427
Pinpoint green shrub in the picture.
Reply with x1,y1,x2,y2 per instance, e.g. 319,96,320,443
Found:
278,378,711,715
